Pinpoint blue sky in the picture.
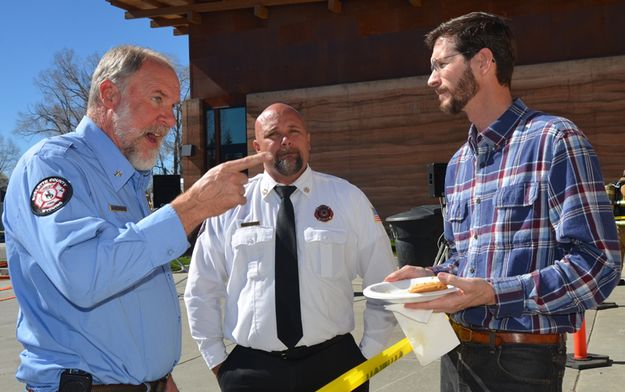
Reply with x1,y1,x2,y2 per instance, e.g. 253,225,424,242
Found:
0,0,189,157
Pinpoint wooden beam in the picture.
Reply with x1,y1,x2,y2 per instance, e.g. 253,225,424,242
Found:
143,0,170,7
150,17,189,28
187,11,202,24
408,0,422,6
254,5,269,20
124,0,326,19
107,0,133,11
174,26,189,36
328,0,341,13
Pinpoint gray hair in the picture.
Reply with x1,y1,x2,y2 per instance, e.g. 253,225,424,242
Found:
87,45,175,110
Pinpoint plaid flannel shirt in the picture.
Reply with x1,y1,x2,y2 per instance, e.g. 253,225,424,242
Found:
434,98,622,333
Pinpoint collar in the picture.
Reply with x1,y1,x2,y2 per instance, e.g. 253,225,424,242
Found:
259,165,314,200
77,116,148,192
468,98,529,153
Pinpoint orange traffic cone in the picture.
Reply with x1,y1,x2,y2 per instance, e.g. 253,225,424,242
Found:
566,319,612,369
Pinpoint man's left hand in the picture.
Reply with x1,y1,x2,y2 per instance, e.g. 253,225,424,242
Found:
404,272,496,313
165,374,179,392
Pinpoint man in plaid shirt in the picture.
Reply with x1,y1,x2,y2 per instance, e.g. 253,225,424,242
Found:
386,12,622,392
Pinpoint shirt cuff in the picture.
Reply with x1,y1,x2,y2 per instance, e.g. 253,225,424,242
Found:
490,276,526,318
359,336,386,359
136,204,190,268
428,263,453,275
200,340,229,369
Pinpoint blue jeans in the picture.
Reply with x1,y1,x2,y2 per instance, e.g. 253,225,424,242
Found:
441,341,566,392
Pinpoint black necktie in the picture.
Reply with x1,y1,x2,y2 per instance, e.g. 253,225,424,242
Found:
274,185,303,348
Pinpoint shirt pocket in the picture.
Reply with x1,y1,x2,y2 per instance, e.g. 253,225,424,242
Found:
446,199,470,252
494,182,540,244
304,227,347,279
231,226,274,280
494,182,539,208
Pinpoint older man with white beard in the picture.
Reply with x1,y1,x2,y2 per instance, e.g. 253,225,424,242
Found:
2,45,269,392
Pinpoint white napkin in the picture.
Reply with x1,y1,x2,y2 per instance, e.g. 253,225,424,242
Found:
385,304,460,366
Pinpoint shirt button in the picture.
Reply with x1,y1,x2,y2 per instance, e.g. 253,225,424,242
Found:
473,234,478,240
167,249,174,256
476,198,481,204
469,267,475,273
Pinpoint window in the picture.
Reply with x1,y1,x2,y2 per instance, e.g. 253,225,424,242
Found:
205,106,248,168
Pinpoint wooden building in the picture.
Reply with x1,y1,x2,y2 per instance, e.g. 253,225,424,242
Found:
108,0,625,220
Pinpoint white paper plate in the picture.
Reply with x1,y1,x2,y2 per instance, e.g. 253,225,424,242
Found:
363,277,458,304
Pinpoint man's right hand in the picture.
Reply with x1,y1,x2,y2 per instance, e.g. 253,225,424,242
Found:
211,364,221,377
384,265,435,282
171,152,272,234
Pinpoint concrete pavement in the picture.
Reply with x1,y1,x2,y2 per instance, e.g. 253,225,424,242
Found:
1,264,624,391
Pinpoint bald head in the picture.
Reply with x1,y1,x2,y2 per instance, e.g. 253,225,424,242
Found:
254,103,304,138
253,103,311,184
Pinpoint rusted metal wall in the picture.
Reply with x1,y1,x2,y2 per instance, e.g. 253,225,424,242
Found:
182,0,625,218
188,0,625,107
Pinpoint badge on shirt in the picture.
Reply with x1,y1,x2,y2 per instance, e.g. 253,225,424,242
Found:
371,207,381,223
314,204,334,222
30,176,73,216
109,204,128,212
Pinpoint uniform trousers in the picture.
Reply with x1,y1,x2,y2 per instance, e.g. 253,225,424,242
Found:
217,333,369,392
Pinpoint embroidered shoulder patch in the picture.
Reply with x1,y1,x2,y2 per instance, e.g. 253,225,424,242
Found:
30,176,73,216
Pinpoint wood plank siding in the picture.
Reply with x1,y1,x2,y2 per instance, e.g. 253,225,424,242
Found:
247,55,625,220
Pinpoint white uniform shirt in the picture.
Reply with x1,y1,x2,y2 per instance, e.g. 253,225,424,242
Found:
184,166,397,368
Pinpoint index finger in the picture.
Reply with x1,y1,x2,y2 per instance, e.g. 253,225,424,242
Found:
221,152,272,172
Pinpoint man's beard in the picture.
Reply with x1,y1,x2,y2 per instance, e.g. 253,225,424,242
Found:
113,105,169,171
274,148,304,177
440,66,478,115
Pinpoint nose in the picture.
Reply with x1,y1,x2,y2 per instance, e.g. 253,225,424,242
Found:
281,135,292,146
427,70,440,88
160,106,176,129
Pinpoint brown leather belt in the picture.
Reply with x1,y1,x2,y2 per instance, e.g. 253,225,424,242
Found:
450,320,564,347
91,376,168,392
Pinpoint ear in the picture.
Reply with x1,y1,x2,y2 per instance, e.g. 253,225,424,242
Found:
99,79,120,109
475,47,496,75
307,132,311,151
253,139,261,153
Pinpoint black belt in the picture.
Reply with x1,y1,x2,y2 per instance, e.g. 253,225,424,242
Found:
50,372,169,392
245,333,349,360
91,376,168,391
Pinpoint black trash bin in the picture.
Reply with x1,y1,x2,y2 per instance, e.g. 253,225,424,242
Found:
386,205,443,267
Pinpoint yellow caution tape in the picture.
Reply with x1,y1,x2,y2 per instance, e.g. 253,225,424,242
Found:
316,338,413,392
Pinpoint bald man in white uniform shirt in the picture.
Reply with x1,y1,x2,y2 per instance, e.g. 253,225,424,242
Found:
184,103,397,392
